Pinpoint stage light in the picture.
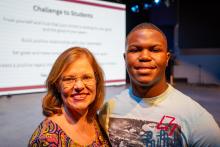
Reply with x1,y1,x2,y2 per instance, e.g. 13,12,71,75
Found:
130,0,163,13
143,3,152,10
131,4,140,13
154,0,161,5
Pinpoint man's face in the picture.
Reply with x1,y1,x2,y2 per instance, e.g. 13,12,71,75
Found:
125,29,170,87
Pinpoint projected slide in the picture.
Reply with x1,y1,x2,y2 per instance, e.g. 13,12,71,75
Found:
0,0,126,95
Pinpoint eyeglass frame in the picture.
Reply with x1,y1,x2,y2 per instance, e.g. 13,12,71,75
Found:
59,74,96,87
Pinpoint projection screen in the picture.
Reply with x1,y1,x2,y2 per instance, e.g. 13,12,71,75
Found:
0,0,126,96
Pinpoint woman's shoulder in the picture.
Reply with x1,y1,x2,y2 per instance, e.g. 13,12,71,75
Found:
28,118,66,147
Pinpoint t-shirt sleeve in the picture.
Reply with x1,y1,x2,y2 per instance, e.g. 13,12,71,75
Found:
190,110,220,146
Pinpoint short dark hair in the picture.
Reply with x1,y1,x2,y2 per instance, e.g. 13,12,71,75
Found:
126,22,168,50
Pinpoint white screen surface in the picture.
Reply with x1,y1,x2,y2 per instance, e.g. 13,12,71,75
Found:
0,0,126,96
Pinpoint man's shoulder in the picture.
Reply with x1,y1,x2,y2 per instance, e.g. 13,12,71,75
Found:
105,88,130,103
168,85,199,105
167,85,214,118
100,88,136,116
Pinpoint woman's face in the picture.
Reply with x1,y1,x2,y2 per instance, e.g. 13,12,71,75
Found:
58,55,96,114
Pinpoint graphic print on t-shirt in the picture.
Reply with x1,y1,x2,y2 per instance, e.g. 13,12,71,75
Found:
109,117,185,147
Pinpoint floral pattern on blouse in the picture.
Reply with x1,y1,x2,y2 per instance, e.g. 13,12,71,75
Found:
28,118,109,147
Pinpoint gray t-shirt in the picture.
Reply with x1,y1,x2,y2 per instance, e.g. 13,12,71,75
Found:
99,85,220,147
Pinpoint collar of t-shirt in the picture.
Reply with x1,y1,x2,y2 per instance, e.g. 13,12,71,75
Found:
128,85,171,106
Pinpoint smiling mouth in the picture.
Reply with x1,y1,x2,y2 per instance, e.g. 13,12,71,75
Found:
72,93,88,100
136,66,155,69
135,66,156,73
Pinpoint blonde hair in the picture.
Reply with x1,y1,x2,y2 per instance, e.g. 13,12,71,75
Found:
42,47,105,121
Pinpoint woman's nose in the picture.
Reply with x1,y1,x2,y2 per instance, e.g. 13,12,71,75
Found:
73,79,84,91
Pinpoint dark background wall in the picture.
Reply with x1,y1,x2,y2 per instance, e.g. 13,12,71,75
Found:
175,1,220,85
178,1,220,49
103,0,220,85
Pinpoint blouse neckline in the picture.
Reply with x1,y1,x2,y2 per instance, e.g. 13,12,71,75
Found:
45,118,104,146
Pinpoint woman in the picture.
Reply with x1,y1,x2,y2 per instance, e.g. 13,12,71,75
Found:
28,47,109,146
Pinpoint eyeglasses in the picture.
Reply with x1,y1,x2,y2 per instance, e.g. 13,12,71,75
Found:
60,75,96,86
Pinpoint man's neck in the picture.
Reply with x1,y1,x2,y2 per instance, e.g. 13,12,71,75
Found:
131,81,168,98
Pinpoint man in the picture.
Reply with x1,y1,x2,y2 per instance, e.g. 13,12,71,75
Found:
99,23,220,146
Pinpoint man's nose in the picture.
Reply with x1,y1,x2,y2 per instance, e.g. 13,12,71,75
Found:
139,49,151,62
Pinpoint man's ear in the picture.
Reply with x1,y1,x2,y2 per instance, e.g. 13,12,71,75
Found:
123,53,125,60
166,51,171,66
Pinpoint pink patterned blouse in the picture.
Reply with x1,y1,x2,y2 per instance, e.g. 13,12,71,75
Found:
28,118,110,147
